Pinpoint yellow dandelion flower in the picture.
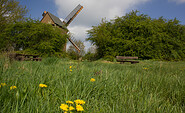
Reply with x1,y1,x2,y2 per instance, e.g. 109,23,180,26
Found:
76,105,84,111
70,69,72,72
1,83,6,86
69,106,75,111
143,67,148,70
66,100,74,104
69,66,72,69
60,104,68,111
39,84,47,88
10,86,17,90
74,99,85,105
90,78,95,82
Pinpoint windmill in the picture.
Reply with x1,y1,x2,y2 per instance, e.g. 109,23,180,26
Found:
41,4,83,52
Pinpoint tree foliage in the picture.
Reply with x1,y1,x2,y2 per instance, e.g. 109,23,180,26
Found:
0,19,68,56
67,40,85,60
87,11,185,61
0,0,27,32
83,45,98,61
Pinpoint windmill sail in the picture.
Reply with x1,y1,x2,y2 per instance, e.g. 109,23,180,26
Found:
68,34,81,52
63,4,83,26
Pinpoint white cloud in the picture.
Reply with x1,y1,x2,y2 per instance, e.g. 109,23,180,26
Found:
68,25,90,41
55,0,150,50
169,0,185,4
67,25,91,52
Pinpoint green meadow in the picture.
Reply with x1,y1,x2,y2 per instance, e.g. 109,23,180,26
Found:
0,57,185,113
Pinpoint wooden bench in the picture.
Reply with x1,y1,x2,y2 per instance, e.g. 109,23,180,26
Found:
116,56,139,64
9,53,42,61
30,58,42,61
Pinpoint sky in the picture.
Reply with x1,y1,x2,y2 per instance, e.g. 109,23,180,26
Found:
17,0,185,51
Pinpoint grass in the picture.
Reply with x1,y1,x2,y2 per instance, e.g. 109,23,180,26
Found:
0,56,185,113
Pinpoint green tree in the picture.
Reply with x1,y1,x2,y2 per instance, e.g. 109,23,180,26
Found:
87,10,185,61
67,40,85,60
0,0,27,32
1,19,68,56
84,45,98,61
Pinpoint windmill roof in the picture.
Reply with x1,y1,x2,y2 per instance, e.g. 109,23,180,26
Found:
47,12,67,29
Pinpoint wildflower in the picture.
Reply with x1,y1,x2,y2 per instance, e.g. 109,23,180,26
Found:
0,83,6,88
74,99,85,105
90,78,95,82
69,66,72,69
76,105,84,111
143,68,148,70
70,69,72,72
10,86,17,90
1,83,6,86
39,84,47,88
69,106,75,111
66,100,74,104
60,104,68,111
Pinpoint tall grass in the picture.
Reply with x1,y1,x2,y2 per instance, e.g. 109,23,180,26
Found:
0,56,184,113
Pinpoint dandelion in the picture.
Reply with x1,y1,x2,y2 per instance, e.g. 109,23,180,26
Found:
10,86,17,90
66,100,74,104
70,69,72,72
90,78,95,82
74,99,85,105
60,104,68,111
1,83,6,86
69,106,75,111
69,66,72,69
76,105,84,111
39,84,47,88
0,83,6,88
143,68,148,70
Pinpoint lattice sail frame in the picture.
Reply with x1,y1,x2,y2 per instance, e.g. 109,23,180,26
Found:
63,4,83,26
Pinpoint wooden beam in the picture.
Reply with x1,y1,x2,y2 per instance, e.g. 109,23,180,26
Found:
64,4,83,26
67,38,81,52
116,56,138,60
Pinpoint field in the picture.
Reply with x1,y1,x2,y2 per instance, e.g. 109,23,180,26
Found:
0,56,185,113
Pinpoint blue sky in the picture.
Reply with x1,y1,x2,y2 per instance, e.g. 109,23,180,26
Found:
137,0,185,24
17,0,185,50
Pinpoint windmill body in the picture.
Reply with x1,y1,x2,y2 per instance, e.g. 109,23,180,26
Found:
40,4,83,52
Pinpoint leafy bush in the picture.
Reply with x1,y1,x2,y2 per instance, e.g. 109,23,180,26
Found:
103,55,115,62
0,19,68,57
87,11,185,61
83,52,98,61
